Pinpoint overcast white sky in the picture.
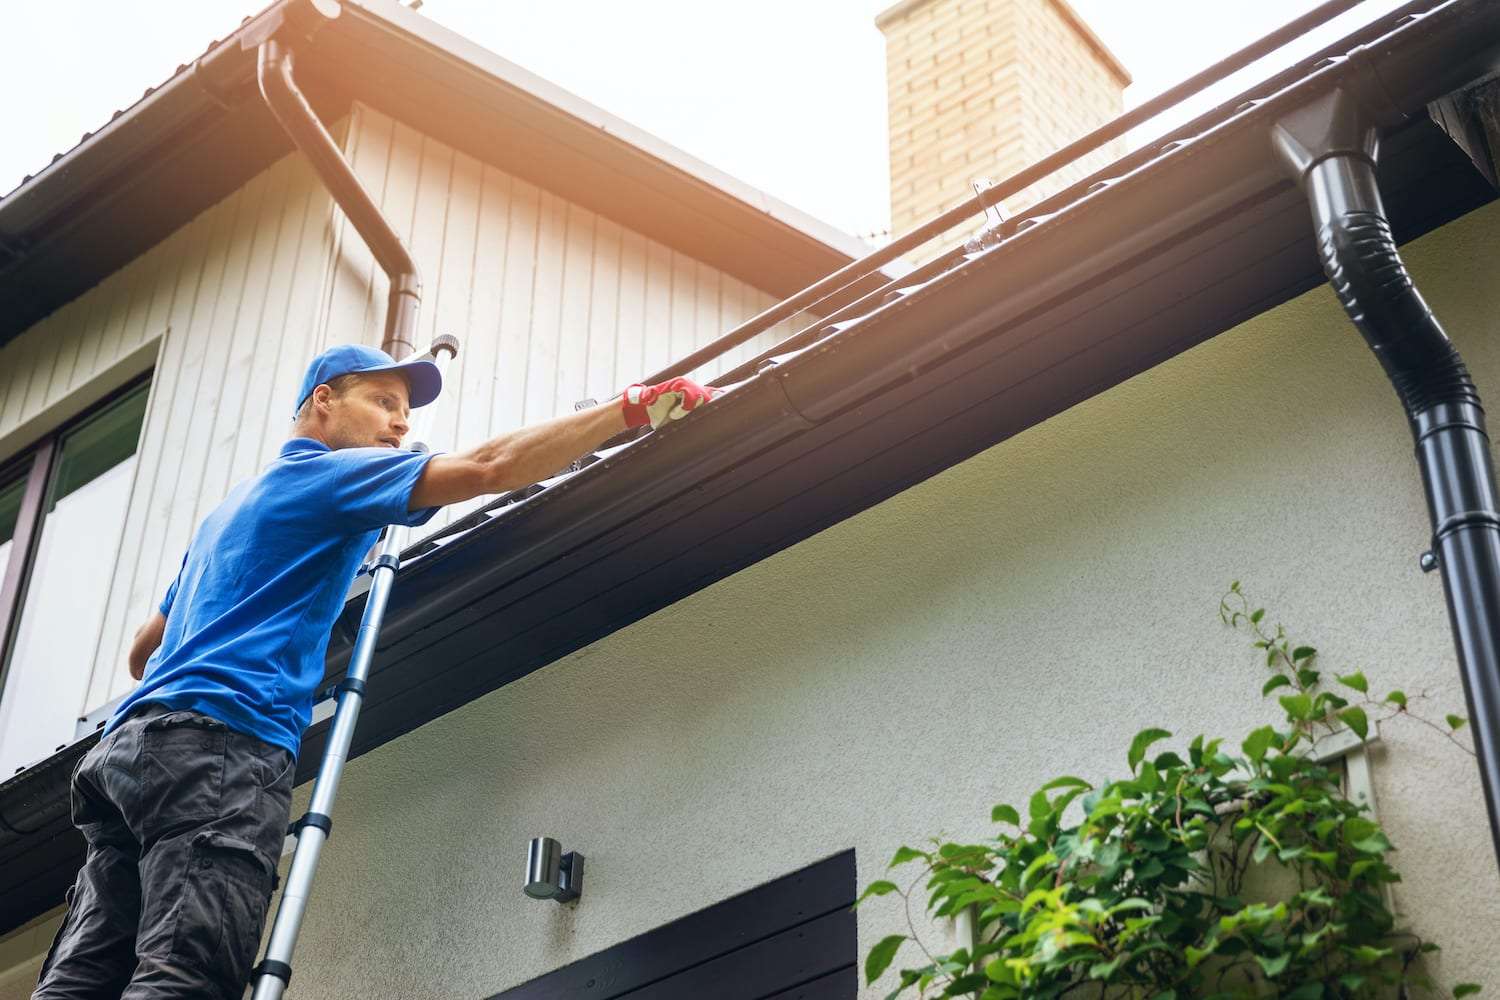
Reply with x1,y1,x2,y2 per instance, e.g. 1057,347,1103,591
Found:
3,0,1407,238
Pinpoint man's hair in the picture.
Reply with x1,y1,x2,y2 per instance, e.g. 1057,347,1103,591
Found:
294,372,362,422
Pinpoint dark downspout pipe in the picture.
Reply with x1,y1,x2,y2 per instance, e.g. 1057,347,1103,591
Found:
1273,87,1500,870
257,34,422,359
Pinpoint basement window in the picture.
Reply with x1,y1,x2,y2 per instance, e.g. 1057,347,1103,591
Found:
0,377,151,776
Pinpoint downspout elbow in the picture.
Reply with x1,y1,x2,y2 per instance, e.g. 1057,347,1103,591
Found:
1271,88,1475,423
256,36,422,358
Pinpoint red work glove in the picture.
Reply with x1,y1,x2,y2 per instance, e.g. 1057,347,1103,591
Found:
621,377,718,430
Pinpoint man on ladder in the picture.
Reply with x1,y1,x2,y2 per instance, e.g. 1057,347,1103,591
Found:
31,341,715,1000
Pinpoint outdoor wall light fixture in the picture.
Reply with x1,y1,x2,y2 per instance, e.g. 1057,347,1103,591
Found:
523,836,584,903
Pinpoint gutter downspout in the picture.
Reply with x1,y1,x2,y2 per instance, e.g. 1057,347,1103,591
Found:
1273,86,1500,870
256,20,422,359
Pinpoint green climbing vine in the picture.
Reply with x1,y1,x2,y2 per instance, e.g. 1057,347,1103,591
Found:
859,583,1480,999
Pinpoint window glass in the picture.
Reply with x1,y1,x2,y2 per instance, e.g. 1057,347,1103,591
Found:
0,471,25,585
0,382,150,775
48,383,149,509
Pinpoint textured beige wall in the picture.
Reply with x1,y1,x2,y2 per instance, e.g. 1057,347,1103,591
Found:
880,0,1127,258
192,197,1500,997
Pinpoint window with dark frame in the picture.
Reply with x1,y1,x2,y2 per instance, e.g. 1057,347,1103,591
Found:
0,375,153,775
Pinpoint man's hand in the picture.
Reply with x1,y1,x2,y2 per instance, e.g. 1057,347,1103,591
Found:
128,611,167,680
409,376,720,511
621,377,717,430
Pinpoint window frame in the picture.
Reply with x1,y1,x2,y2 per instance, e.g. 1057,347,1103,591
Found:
0,373,153,691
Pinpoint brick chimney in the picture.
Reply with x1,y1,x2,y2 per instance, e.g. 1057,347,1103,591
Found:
877,0,1130,255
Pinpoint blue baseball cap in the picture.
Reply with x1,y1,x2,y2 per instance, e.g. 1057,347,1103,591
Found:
294,344,442,417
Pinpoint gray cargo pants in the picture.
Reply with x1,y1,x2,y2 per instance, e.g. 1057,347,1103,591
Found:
32,705,294,1000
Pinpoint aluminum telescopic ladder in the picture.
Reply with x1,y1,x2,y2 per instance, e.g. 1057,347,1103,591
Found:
250,333,459,1000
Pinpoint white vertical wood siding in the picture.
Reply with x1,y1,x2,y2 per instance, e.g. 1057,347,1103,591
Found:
0,101,827,728
322,104,822,535
0,149,342,720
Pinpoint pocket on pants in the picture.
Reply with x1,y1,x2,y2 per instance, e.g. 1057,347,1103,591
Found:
140,712,228,835
169,830,274,993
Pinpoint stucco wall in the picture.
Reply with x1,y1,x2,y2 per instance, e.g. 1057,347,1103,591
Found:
5,200,1497,1000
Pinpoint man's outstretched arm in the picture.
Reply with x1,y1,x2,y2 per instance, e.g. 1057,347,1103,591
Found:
409,377,715,510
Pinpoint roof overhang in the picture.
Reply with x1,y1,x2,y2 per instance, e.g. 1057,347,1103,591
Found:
4,0,1499,936
0,0,879,349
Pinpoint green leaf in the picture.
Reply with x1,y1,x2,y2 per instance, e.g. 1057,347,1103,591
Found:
1262,674,1292,696
1297,669,1320,688
1242,725,1277,765
1292,645,1317,661
1455,985,1482,998
1250,608,1265,624
1448,714,1469,731
1338,706,1369,740
1128,728,1172,773
1386,690,1408,709
1352,831,1394,854
865,934,906,985
888,846,927,868
1280,693,1313,721
1337,671,1368,694
855,880,900,907
1256,951,1291,978
991,804,1021,827
1351,944,1392,963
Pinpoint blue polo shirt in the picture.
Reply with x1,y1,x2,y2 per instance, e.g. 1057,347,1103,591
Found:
107,438,441,756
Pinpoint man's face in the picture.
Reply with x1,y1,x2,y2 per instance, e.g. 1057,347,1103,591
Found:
321,371,412,450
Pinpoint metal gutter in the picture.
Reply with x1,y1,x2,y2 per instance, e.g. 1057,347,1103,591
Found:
641,0,1370,391
1274,84,1500,869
